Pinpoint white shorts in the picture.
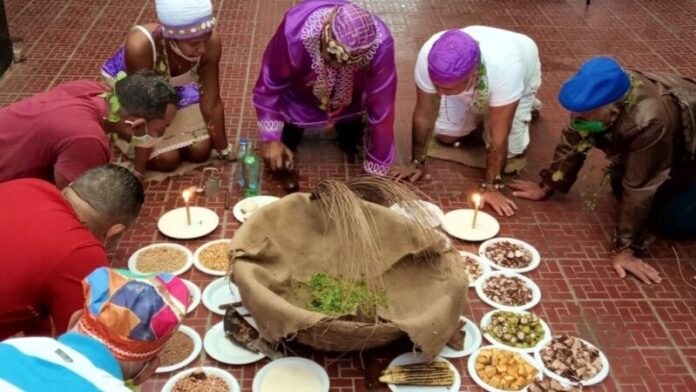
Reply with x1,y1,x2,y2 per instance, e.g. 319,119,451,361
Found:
434,88,538,157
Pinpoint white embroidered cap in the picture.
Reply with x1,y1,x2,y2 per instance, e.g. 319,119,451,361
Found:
156,0,216,39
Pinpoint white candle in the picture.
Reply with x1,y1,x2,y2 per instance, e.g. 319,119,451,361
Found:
183,190,192,226
472,193,481,229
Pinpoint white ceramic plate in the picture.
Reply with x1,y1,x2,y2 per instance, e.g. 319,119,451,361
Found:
193,239,230,276
479,310,551,354
182,279,201,314
439,316,482,359
204,321,265,365
467,346,543,392
459,251,492,288
534,336,610,386
127,243,193,276
155,325,202,373
233,195,280,223
441,209,500,242
390,200,445,228
475,271,542,312
158,206,220,240
479,237,541,273
252,357,330,392
385,352,460,391
161,366,240,392
202,277,241,316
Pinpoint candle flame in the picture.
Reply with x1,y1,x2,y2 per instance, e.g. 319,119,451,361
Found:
182,190,191,202
472,192,481,207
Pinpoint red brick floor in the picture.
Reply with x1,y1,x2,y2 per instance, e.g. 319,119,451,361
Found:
2,0,696,391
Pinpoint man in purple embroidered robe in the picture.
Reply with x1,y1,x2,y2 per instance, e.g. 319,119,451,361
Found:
252,1,396,177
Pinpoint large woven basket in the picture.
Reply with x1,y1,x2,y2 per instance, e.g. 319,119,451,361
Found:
229,185,468,359
294,318,406,352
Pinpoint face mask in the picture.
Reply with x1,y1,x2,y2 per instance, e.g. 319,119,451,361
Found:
570,118,609,133
125,120,162,148
168,40,201,63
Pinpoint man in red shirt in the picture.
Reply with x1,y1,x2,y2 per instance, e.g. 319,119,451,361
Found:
0,70,178,188
0,164,145,339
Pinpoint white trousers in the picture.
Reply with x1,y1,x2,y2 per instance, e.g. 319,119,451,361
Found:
434,88,538,157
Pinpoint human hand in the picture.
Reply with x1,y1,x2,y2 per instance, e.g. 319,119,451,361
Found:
262,140,294,171
509,180,548,201
481,190,517,216
389,162,427,182
612,251,662,285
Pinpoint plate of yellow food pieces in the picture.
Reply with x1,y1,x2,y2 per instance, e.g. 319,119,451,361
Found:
194,239,230,276
468,346,542,391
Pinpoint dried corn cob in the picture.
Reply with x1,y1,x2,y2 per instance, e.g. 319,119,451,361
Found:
379,362,454,386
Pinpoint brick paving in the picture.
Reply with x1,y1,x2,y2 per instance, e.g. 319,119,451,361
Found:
2,0,696,390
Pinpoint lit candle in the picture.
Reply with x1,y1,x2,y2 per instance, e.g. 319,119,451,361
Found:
471,193,481,229
183,190,192,226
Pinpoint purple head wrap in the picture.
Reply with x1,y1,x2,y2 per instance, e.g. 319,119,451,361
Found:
325,4,378,63
427,30,480,86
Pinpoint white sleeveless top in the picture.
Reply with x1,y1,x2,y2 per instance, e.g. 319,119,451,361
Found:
131,25,200,87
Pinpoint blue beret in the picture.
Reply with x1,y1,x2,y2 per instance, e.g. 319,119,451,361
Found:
558,57,631,113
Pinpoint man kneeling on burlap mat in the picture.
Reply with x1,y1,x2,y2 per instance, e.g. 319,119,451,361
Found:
228,177,468,360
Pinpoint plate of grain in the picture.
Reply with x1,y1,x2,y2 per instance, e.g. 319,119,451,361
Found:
162,366,240,392
128,243,193,276
193,239,230,276
156,325,202,373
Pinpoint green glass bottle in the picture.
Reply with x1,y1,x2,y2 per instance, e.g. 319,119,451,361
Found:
242,140,261,197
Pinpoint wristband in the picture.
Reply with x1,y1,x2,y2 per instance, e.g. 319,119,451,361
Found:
479,182,505,192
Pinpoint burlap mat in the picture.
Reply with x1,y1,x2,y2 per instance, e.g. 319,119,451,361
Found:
229,192,468,359
428,141,527,174
113,155,221,183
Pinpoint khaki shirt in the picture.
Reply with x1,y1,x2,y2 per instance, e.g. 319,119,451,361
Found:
540,70,695,251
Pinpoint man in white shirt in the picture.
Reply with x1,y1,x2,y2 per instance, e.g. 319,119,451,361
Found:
392,27,541,216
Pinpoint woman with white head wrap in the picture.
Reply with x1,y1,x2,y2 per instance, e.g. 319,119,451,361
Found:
101,0,230,179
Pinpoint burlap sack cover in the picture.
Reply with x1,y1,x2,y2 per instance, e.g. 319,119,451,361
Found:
229,192,468,360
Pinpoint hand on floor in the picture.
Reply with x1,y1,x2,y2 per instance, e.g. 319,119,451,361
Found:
389,162,428,182
613,251,662,285
509,180,548,201
481,190,517,216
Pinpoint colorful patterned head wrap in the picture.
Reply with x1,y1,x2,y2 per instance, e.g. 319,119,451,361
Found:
428,30,480,86
322,4,379,65
76,267,189,361
156,0,216,40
